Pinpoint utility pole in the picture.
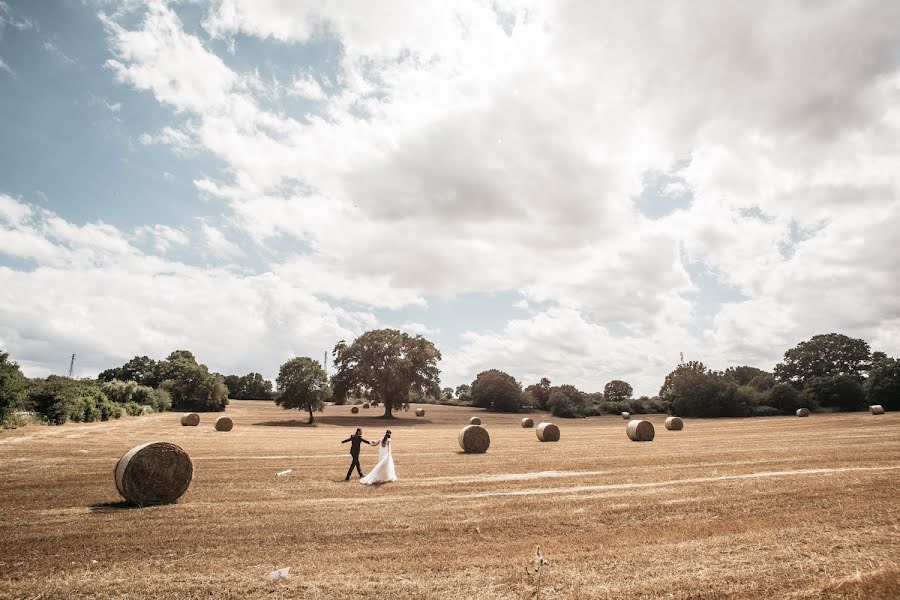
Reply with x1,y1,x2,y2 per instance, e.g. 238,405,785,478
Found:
68,354,76,378
323,350,328,375
679,352,684,365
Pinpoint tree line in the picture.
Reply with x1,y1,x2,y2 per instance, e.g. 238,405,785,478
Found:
2,331,898,428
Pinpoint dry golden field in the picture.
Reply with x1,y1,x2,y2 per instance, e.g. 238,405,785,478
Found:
1,401,899,599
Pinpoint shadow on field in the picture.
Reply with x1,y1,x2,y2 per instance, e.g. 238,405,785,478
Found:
254,415,432,427
89,501,139,513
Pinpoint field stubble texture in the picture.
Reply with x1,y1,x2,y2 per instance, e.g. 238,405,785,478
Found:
1,402,899,599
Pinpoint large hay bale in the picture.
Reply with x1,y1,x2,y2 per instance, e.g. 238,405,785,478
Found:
622,412,630,420
351,406,359,414
796,408,810,417
521,417,534,428
665,416,684,430
458,425,490,453
114,442,193,506
363,402,370,409
415,408,425,417
215,416,233,431
870,405,885,415
536,422,560,442
180,413,200,427
469,416,481,425
626,419,655,442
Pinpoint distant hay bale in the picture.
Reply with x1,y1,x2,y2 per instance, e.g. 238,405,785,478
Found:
114,441,193,506
180,413,200,427
521,417,534,428
665,416,684,430
458,425,490,453
363,403,370,409
469,417,481,425
626,419,655,442
870,405,885,415
622,412,630,420
415,408,425,417
796,408,810,417
215,416,233,431
536,422,560,442
351,406,359,414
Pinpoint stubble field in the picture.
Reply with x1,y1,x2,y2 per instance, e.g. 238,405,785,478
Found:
1,401,899,599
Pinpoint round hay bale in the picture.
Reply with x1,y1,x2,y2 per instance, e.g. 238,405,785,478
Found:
796,408,810,417
415,408,425,417
664,416,684,430
626,419,655,442
363,402,370,409
469,416,481,425
180,413,200,427
521,417,534,428
621,411,630,420
351,406,359,414
536,422,560,442
215,416,233,431
458,425,490,453
114,442,193,506
870,405,885,415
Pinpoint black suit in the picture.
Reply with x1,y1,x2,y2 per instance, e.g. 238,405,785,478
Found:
342,434,371,480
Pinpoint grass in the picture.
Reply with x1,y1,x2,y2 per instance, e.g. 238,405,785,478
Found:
1,402,898,599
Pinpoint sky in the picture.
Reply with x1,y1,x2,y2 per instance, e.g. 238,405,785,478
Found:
1,1,899,396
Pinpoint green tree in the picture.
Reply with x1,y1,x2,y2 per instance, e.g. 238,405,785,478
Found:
723,366,769,387
1,351,26,425
864,356,900,411
441,387,454,400
275,357,330,424
603,380,633,403
774,333,871,386
98,356,159,387
455,384,472,403
802,374,865,411
158,352,229,412
524,377,551,410
471,369,523,412
660,361,749,418
331,329,442,418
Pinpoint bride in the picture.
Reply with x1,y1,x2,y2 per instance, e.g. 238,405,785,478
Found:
360,430,397,485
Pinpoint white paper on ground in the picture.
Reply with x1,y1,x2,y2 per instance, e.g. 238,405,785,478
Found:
267,567,290,582
276,469,292,476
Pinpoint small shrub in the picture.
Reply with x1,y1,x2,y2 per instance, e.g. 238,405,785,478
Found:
751,405,780,417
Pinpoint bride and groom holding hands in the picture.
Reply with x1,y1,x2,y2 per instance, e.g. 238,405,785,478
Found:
342,428,397,485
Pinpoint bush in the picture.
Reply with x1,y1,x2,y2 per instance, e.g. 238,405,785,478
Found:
802,374,865,411
123,401,144,416
751,405,780,417
548,391,587,418
132,386,171,412
765,383,807,414
1,351,27,426
29,377,124,424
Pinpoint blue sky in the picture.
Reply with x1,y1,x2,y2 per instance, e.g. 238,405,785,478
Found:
2,1,899,395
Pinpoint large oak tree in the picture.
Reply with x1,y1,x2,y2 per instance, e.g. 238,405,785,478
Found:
331,329,441,418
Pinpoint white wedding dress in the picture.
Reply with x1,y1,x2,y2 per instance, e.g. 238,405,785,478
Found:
360,439,397,485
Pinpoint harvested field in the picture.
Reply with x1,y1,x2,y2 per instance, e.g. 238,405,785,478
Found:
1,402,899,599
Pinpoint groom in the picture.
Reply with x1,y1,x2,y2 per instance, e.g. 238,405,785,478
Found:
342,428,373,481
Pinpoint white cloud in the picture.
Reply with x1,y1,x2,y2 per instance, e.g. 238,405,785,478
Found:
400,322,439,336
0,56,13,77
289,74,325,100
133,224,189,253
200,221,244,259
